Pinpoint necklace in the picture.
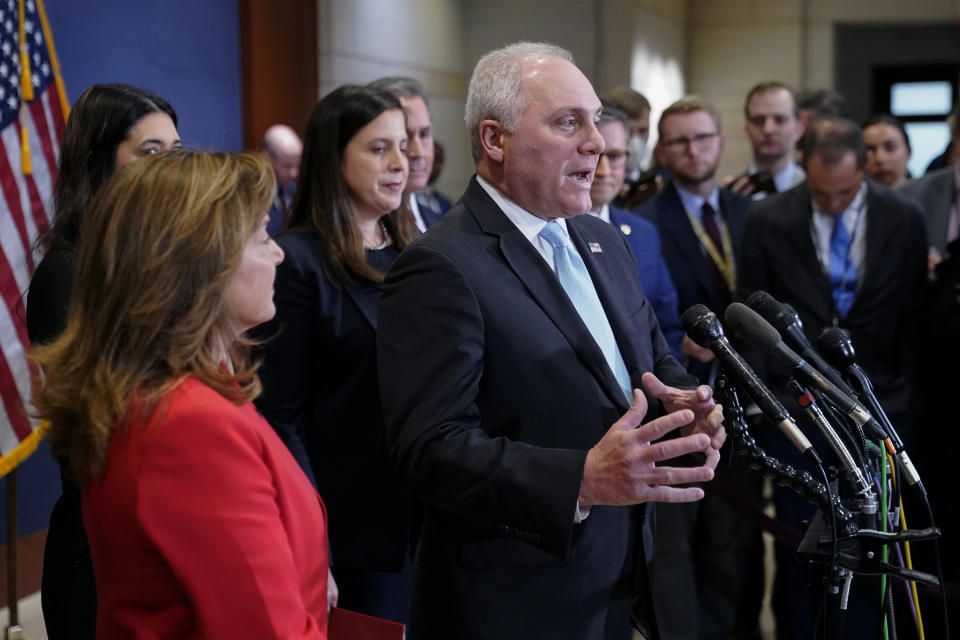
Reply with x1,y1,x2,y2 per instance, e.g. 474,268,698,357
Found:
365,219,392,251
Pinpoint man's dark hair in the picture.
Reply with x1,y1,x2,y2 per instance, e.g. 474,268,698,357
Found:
744,81,798,118
367,76,430,106
796,88,847,120
604,87,650,120
800,117,866,170
599,100,630,135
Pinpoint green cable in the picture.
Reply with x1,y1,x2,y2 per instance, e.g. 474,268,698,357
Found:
880,440,889,640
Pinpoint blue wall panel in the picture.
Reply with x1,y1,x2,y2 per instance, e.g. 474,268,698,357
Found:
2,0,244,544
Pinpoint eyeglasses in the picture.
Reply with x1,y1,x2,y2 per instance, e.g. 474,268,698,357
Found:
660,132,720,152
599,150,629,166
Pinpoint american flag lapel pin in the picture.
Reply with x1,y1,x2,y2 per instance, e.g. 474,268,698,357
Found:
587,242,603,253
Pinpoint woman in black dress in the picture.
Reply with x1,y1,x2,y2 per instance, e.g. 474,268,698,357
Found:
254,85,417,623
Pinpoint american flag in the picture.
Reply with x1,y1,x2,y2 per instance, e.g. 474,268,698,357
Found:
0,0,67,477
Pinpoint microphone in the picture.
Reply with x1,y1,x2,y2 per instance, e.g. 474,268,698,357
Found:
745,291,854,397
817,327,922,488
724,302,887,442
681,304,812,454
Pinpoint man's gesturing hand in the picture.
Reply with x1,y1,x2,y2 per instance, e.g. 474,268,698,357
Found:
577,389,716,510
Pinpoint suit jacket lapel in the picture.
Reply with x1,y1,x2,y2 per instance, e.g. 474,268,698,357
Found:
660,183,724,310
463,178,629,409
343,280,379,329
568,220,639,410
786,186,835,309
854,182,894,312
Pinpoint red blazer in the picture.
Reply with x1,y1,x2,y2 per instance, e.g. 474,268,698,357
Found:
83,377,329,639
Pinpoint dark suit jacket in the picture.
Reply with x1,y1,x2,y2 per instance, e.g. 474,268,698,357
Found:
378,177,694,640
254,230,408,572
608,206,684,359
415,188,451,229
736,180,927,457
635,181,749,381
898,166,957,256
635,181,749,316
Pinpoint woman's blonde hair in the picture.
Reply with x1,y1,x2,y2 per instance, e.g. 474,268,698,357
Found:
34,150,275,487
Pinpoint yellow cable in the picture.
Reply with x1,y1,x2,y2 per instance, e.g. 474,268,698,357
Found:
886,452,925,639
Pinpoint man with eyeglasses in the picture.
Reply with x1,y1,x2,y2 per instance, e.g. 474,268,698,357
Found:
726,81,806,199
589,102,684,359
634,95,762,640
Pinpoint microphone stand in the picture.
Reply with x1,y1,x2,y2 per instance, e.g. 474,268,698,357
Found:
713,373,942,639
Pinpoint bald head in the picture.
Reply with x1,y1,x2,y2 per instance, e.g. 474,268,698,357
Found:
261,124,303,188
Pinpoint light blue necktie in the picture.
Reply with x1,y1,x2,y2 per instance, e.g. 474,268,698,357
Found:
539,221,632,403
828,216,855,318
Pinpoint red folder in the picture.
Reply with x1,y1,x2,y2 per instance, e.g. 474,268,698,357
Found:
328,606,405,640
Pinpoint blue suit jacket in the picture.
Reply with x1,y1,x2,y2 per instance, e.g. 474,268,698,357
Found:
415,188,452,229
608,206,684,360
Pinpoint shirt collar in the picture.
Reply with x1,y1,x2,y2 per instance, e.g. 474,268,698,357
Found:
476,174,569,242
675,183,720,219
589,203,612,224
810,180,868,227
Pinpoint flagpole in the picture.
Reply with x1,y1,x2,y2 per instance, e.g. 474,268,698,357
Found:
5,469,22,640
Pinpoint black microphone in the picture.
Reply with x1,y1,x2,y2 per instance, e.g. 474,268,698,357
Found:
724,302,887,441
745,291,854,397
817,327,922,488
681,304,812,453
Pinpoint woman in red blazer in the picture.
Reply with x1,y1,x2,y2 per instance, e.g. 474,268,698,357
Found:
34,150,332,639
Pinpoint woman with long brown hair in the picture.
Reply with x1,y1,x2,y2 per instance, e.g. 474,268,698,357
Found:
255,84,417,622
34,150,331,638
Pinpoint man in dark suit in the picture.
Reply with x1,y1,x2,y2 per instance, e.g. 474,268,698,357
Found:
899,164,959,272
369,76,446,231
377,42,726,640
737,117,927,639
634,96,761,640
589,102,684,360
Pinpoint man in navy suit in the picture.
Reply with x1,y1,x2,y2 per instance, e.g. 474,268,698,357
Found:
589,102,684,360
378,42,726,640
635,96,762,640
369,76,447,231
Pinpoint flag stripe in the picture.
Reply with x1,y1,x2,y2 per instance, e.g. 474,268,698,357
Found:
0,0,66,472
0,133,33,278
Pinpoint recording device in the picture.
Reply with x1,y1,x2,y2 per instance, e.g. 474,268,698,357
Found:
681,304,812,453
728,170,777,196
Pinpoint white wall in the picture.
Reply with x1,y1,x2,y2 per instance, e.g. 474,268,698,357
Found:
316,0,688,198
317,0,960,192
686,0,960,177
317,0,471,200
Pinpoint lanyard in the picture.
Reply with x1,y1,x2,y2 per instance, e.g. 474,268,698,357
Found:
686,209,735,291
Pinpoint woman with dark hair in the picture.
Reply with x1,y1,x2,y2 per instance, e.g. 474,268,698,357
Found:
26,83,180,639
863,113,912,187
34,150,331,638
255,84,416,622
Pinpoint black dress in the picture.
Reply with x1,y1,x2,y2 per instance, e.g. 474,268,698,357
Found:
26,246,97,640
254,231,412,623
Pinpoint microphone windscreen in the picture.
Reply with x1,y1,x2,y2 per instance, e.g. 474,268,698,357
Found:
745,290,780,320
746,290,799,335
725,302,782,353
816,327,856,368
681,304,722,347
